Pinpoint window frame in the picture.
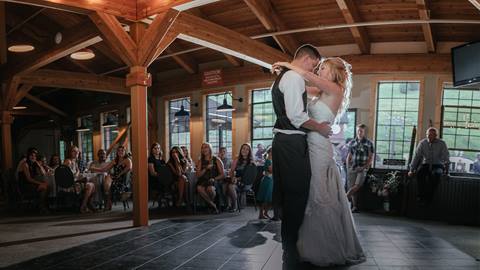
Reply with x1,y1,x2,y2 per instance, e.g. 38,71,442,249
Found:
77,115,94,164
167,97,191,152
205,91,234,158
250,88,276,148
371,78,425,169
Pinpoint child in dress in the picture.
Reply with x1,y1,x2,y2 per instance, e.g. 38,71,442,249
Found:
256,146,273,219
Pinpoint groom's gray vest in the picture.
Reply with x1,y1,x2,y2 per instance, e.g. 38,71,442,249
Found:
272,69,309,133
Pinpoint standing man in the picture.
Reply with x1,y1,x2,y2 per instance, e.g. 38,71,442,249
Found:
271,44,331,270
408,127,450,204
346,124,374,213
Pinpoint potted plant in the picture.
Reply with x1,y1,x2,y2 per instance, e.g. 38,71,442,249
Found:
368,171,402,212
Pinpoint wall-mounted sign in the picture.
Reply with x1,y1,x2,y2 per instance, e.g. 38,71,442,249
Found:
202,69,223,87
383,159,406,166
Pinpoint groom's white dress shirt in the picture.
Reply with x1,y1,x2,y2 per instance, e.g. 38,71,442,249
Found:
273,70,309,135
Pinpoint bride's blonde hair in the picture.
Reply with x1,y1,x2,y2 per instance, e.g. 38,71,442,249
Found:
318,57,352,124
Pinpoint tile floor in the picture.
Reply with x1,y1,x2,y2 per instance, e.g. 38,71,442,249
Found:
3,214,479,270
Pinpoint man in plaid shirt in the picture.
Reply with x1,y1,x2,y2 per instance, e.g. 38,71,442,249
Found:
346,124,374,213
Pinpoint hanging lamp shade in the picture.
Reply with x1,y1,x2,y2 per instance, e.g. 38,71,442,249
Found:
174,105,190,117
216,98,235,112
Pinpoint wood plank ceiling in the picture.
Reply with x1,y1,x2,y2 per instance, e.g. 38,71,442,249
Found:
2,0,480,114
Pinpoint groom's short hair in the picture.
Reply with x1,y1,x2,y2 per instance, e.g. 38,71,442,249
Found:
294,44,321,60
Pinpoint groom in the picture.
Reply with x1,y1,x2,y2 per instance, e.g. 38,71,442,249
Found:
271,44,331,270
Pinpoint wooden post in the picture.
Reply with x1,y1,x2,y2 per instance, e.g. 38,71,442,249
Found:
1,111,14,171
127,66,150,227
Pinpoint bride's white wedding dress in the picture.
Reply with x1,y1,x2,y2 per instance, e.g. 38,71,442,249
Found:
297,98,365,266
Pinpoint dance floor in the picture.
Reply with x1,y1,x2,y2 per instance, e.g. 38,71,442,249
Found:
4,217,479,270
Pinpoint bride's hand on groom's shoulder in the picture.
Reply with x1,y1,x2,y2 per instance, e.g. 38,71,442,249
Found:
271,62,289,74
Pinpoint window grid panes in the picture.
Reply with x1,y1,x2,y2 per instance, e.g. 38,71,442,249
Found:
251,89,276,149
206,92,233,158
169,98,191,151
78,115,94,163
374,81,420,169
441,87,480,174
102,111,119,160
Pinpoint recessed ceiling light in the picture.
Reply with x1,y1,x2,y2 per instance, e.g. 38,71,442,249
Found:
13,106,28,110
8,44,35,53
71,48,95,60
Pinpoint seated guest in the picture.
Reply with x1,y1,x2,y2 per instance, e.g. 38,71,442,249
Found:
18,148,49,213
257,146,273,219
408,127,449,205
167,146,188,207
218,146,231,174
228,143,255,211
38,154,54,176
49,154,61,171
473,154,480,175
91,146,132,211
195,143,224,214
181,146,195,173
89,149,108,171
148,143,167,195
64,145,96,213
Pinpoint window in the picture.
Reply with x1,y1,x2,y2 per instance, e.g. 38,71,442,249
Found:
251,89,276,148
101,111,119,160
441,86,480,174
374,81,420,169
344,109,357,141
168,98,191,151
206,92,233,157
59,140,66,162
77,115,93,163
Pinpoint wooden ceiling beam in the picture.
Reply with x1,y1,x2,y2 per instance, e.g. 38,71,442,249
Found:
0,3,7,65
4,20,101,79
335,0,370,54
13,83,33,107
468,0,480,10
138,9,180,67
89,12,137,66
244,0,299,55
187,8,243,67
154,64,275,96
4,77,21,110
417,0,435,52
154,54,451,95
166,47,198,74
223,53,243,67
19,69,129,95
137,0,220,20
94,42,124,66
6,7,45,36
4,0,137,20
67,58,96,74
172,12,290,68
24,93,68,117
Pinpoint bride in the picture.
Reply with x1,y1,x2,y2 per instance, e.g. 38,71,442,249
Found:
273,57,365,267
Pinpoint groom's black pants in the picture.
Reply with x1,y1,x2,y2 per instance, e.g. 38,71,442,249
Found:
272,133,311,269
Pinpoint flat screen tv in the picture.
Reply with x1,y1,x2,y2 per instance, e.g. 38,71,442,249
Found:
451,41,480,88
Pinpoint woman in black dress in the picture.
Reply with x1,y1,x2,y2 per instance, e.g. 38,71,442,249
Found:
195,143,224,213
